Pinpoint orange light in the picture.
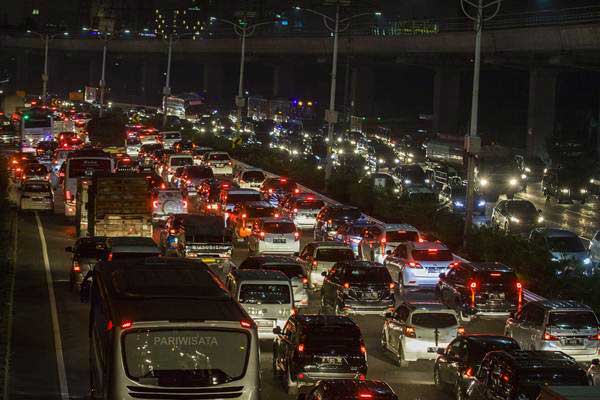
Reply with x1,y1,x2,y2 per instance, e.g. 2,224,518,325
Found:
359,393,372,399
343,282,350,289
360,344,367,354
465,367,474,377
457,326,465,335
72,262,81,273
240,320,253,328
121,321,132,329
259,231,265,238
389,282,396,290
242,213,247,219
490,272,502,277
290,308,297,316
297,344,305,352
302,277,308,284
469,281,477,289
381,237,387,244
294,188,300,194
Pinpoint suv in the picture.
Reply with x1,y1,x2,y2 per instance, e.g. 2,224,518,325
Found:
151,188,188,221
359,223,420,264
434,335,520,400
66,236,107,291
529,228,591,273
283,195,325,230
227,201,278,240
234,168,266,189
272,315,368,395
491,199,543,234
466,350,588,400
333,221,380,255
438,183,486,216
301,379,398,400
247,217,300,255
314,205,362,241
437,262,523,320
297,242,355,288
179,165,214,196
384,241,455,287
505,300,600,362
320,261,395,315
220,188,263,213
205,151,233,175
105,236,160,261
381,301,461,366
261,177,299,206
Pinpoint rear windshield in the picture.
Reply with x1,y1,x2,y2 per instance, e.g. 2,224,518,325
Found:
412,249,453,262
209,153,230,161
77,242,106,258
315,248,355,262
341,268,391,284
170,157,193,167
261,264,304,279
164,133,180,139
265,178,297,191
26,165,47,174
477,271,518,287
242,171,265,181
227,193,262,204
23,183,51,192
110,252,160,261
329,208,361,220
296,200,325,210
519,368,588,386
386,230,419,242
263,222,296,234
411,313,457,328
547,236,585,252
247,207,277,218
187,167,213,178
239,284,291,304
303,330,362,352
548,311,598,329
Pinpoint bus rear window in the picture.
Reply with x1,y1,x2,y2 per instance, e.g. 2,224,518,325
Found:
68,159,112,178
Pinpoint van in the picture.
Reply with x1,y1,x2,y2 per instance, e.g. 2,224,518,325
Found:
225,269,295,339
82,258,260,399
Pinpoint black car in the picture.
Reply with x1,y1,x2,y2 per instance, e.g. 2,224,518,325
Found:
434,335,520,399
437,262,523,320
542,167,588,204
320,261,395,315
66,236,107,291
314,205,362,241
491,199,542,234
395,163,428,187
261,177,299,205
467,350,588,400
272,315,368,395
300,379,398,400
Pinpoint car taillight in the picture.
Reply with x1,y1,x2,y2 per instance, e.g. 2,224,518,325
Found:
381,237,387,244
297,343,305,352
121,321,132,329
182,200,188,208
240,320,253,329
107,252,113,261
588,333,600,340
469,281,477,307
403,325,416,338
294,188,300,194
72,262,81,273
457,326,465,335
312,260,318,266
358,393,373,399
464,367,474,377
407,262,422,269
389,282,396,290
360,344,367,354
543,330,559,341
65,190,72,201
259,231,265,239
293,208,298,213
516,281,523,304
294,231,300,241
343,282,350,289
242,213,247,219
153,200,159,209
302,277,308,285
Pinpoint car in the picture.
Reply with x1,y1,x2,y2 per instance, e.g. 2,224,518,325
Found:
138,143,163,164
272,315,368,395
179,165,214,196
437,262,523,320
381,301,462,365
18,179,54,212
320,261,395,315
20,162,49,182
588,230,600,267
51,149,72,174
105,236,160,261
162,154,194,182
297,242,356,288
491,199,543,234
301,379,398,400
261,177,299,206
283,195,325,230
529,228,591,273
466,350,589,400
505,300,600,363
237,255,309,308
158,130,181,149
314,205,362,241
35,140,58,159
438,184,486,216
66,236,107,291
358,223,420,264
542,167,589,204
198,179,235,214
384,241,456,286
514,155,546,182
332,221,381,255
173,139,195,154
225,269,295,340
234,168,267,189
56,131,83,149
394,164,429,187
228,201,279,240
221,188,263,214
205,151,233,175
192,146,213,165
434,335,520,400
126,137,141,157
150,188,188,221
247,217,300,255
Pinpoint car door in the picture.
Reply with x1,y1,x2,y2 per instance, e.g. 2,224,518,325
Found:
467,355,494,400
438,338,465,385
385,245,406,283
388,305,410,353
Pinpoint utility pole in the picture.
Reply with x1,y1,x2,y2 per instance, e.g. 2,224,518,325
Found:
162,33,173,126
99,34,108,117
26,30,69,102
461,0,502,238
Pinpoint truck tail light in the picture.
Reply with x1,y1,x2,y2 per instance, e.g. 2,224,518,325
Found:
407,262,422,269
403,325,416,338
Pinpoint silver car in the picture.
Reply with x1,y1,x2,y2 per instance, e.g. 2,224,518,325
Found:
297,241,355,288
505,300,600,363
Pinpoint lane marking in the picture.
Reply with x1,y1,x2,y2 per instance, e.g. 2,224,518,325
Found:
35,212,70,400
3,213,18,400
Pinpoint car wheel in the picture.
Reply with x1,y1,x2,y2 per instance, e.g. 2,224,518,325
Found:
284,368,298,396
396,345,409,367
433,365,449,391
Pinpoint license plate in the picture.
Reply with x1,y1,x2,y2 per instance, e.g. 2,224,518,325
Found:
427,347,438,353
364,292,379,300
564,338,583,346
273,238,286,244
256,320,274,328
320,356,342,365
32,197,43,201
201,258,216,263
489,293,505,300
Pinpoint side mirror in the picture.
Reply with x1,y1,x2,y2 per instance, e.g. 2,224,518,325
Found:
439,272,446,279
65,246,73,253
321,271,327,277
80,280,91,303
272,326,282,335
436,348,445,355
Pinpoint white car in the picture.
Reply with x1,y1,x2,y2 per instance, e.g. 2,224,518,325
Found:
381,301,462,365
162,154,194,182
234,168,266,189
297,241,355,289
359,223,420,264
205,151,233,176
285,196,325,230
159,131,182,149
247,218,300,255
126,138,141,158
384,241,456,286
19,179,54,212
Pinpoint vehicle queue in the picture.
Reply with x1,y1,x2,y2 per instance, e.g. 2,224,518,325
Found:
5,103,600,400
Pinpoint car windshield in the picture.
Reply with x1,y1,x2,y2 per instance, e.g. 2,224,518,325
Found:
385,230,419,242
412,249,453,262
23,183,51,192
315,248,355,262
547,236,585,252
548,311,598,329
227,193,262,204
263,222,295,234
123,329,249,385
507,201,537,214
77,242,106,258
247,207,276,218
410,312,457,328
260,264,304,279
243,171,265,181
170,157,193,167
209,153,230,161
342,268,391,284
296,200,325,210
518,367,587,386
239,284,291,304
265,179,297,191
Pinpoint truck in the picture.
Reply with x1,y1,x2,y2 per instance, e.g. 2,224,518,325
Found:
76,172,152,238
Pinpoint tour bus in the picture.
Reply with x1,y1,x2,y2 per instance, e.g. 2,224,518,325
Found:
63,149,113,216
82,257,261,400
21,107,54,148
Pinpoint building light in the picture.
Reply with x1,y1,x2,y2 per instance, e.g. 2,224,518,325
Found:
32,9,39,15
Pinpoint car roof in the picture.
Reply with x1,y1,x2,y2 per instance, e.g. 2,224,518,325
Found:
402,301,454,312
231,269,290,282
260,217,294,224
463,334,519,345
531,299,591,311
243,255,303,266
242,201,274,208
494,350,581,369
462,261,513,272
409,241,449,251
108,237,157,247
383,223,418,231
311,241,353,248
293,314,359,328
228,188,261,194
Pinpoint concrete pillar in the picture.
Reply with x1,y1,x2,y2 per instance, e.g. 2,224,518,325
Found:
527,68,557,158
272,62,294,99
433,67,461,136
203,61,223,105
351,65,375,117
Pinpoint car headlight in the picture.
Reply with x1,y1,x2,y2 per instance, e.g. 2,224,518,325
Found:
551,257,559,262
583,257,591,265
200,127,206,133
560,188,569,194
393,188,400,193
510,216,520,223
537,216,544,223
525,167,531,173
580,188,587,194
509,178,518,186
479,178,489,187
543,168,548,174
404,179,411,185
454,201,464,208
521,174,527,180
477,200,486,207
424,179,430,184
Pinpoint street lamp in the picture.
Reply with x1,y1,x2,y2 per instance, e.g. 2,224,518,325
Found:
26,30,69,101
462,0,502,237
295,5,379,189
98,32,110,117
209,16,275,132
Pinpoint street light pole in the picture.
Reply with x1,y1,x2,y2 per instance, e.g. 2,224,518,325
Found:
162,33,173,126
42,34,49,101
462,0,502,238
99,35,108,117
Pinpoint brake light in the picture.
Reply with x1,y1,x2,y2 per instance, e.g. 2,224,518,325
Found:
516,282,522,289
240,320,253,328
274,213,280,218
65,190,72,201
294,188,300,194
72,262,81,273
360,344,367,354
294,231,300,240
389,282,396,290
302,277,308,285
160,183,166,189
280,178,287,183
490,272,501,277
259,231,265,239
470,281,477,306
588,334,600,340
343,282,350,289
121,321,132,329
418,238,425,242
403,326,416,338
358,393,372,399
407,262,422,269
293,208,298,213
107,252,113,261
358,374,366,381
543,330,559,341
297,343,305,352
107,320,114,330
469,281,477,289
427,248,438,253
169,229,177,234
312,260,318,266
242,213,247,219
153,200,159,209
516,281,523,304
457,326,465,335
465,367,474,377
182,200,188,208
448,261,460,268
381,237,387,244
297,373,305,380
268,188,273,194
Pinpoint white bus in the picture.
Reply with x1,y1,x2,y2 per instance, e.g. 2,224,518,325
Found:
63,149,113,216
21,107,54,148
